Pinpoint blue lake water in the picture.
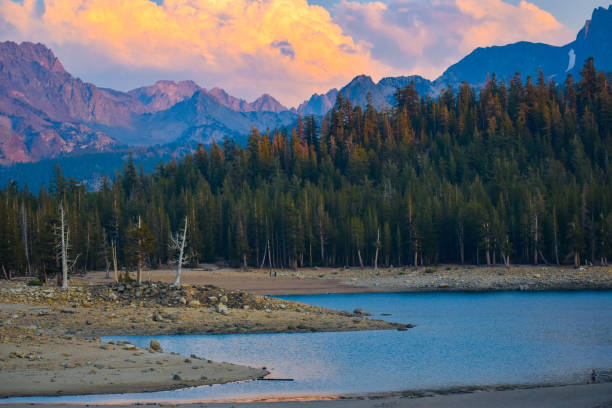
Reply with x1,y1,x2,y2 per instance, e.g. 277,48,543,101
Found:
3,291,612,404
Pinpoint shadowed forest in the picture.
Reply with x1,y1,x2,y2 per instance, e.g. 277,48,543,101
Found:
1,59,611,280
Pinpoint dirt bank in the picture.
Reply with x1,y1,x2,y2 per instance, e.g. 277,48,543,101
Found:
0,281,410,336
80,264,612,294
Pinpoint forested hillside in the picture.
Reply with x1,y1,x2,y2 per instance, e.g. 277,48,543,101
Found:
1,59,611,280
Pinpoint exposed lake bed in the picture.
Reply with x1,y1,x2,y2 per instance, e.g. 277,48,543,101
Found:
1,267,611,406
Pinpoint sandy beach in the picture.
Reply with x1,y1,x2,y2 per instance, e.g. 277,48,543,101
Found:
1,382,611,407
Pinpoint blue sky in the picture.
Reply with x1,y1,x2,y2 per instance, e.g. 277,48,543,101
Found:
310,0,610,31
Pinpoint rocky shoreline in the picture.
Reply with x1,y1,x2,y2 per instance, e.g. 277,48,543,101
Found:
330,265,612,292
0,281,411,337
0,280,411,398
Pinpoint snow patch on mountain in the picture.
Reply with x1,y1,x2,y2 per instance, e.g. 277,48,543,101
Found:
566,49,576,72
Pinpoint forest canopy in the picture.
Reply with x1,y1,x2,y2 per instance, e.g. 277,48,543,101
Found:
1,58,611,280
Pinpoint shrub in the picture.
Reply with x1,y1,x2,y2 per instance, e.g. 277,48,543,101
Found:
27,279,43,286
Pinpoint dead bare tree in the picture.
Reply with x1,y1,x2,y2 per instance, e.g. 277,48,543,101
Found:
111,239,119,282
21,202,31,276
170,216,188,287
374,228,381,271
56,202,79,289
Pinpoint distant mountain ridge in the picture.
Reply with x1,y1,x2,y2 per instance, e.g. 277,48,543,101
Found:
297,5,612,115
0,42,295,164
297,75,432,116
1,5,611,166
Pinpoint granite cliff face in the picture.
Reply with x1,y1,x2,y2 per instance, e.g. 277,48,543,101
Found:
0,42,296,164
0,42,124,164
0,42,143,127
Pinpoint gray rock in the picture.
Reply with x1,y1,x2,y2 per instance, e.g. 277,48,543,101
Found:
216,304,229,315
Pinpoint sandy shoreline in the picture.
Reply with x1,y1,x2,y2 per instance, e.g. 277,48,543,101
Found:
1,382,611,407
0,326,267,398
0,280,409,398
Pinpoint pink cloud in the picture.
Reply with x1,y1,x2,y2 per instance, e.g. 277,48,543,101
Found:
0,0,389,107
334,0,574,79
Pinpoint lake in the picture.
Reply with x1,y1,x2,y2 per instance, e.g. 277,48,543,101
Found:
3,291,612,404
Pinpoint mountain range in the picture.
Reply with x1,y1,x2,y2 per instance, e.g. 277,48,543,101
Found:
0,5,611,168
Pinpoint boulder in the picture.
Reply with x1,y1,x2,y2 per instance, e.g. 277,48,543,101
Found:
216,303,229,315
150,340,163,352
353,308,371,316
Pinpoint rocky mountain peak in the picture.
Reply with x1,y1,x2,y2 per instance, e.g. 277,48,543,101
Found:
250,93,287,113
347,75,376,87
0,41,66,74
577,6,611,42
128,80,201,112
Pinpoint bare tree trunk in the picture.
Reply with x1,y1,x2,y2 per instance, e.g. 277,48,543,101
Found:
1,265,9,281
553,209,560,265
137,254,142,283
574,250,580,268
21,203,30,276
502,252,510,267
173,216,188,287
309,242,313,267
84,223,91,273
137,216,142,284
458,222,465,265
267,239,272,277
374,228,380,271
260,240,268,269
59,203,68,289
111,240,119,283
318,201,325,266
533,214,539,265
357,249,364,268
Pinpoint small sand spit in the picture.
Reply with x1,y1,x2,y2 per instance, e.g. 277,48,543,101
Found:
0,326,267,398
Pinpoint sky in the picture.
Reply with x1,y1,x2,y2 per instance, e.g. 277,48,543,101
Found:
0,0,609,107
